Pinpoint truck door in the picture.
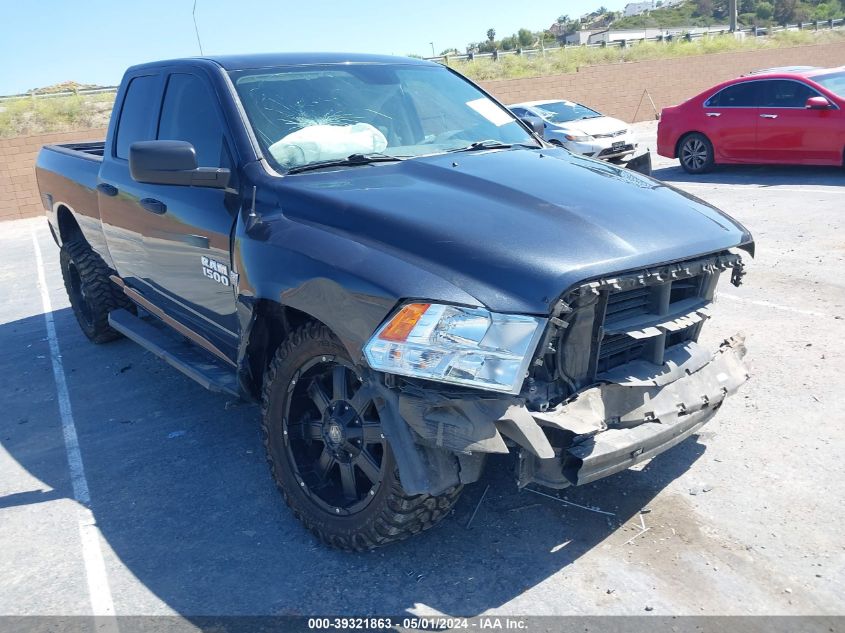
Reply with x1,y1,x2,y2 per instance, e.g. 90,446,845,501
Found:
100,70,241,361
98,72,163,289
135,72,241,356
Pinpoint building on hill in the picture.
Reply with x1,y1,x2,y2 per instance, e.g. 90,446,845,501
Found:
624,1,655,17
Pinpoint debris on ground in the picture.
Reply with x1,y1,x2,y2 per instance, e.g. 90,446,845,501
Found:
689,484,713,495
466,484,490,529
524,487,616,517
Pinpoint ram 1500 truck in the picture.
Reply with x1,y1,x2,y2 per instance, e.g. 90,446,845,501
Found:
36,53,753,550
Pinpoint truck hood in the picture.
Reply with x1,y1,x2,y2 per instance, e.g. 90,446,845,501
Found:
273,147,753,314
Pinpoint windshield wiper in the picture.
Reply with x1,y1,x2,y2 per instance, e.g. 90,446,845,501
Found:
286,153,403,174
447,140,538,153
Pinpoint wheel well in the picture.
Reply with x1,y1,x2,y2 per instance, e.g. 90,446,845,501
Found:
243,301,324,398
57,205,83,245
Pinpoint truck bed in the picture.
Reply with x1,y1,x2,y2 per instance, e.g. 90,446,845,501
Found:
36,141,106,249
43,141,106,161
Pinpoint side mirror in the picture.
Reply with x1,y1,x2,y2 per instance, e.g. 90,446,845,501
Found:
520,116,546,137
129,140,230,189
806,96,832,110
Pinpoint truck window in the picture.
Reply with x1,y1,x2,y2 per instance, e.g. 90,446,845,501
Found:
158,73,231,168
115,75,159,159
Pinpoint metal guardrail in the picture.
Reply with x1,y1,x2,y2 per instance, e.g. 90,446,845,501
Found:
0,86,119,102
427,17,845,63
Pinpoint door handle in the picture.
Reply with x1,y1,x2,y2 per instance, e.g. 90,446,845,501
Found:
706,112,721,117
96,182,118,196
139,198,167,214
760,113,778,119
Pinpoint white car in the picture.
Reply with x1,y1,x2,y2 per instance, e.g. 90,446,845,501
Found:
509,100,638,161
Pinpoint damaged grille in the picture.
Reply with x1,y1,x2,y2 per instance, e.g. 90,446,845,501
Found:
597,275,706,374
545,252,744,397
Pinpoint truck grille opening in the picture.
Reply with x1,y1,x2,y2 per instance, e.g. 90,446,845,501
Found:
547,252,741,399
596,274,706,375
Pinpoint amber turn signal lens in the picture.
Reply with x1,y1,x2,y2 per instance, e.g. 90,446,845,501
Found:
378,303,431,342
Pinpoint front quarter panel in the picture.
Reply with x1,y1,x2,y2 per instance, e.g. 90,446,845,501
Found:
232,183,484,364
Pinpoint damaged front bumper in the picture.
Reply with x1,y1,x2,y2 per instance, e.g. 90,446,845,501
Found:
387,335,748,493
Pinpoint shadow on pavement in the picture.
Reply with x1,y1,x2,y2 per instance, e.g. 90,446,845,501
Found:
1,307,706,616
653,164,844,187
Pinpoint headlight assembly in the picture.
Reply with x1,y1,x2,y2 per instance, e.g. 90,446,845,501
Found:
363,303,547,394
564,133,592,142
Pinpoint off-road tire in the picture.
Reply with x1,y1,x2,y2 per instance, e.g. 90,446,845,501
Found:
678,132,715,174
59,239,130,343
261,322,462,551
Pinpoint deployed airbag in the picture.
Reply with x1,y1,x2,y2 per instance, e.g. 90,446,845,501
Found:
269,123,388,167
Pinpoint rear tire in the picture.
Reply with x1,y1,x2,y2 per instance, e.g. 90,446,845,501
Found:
678,133,715,174
261,322,462,551
59,240,129,343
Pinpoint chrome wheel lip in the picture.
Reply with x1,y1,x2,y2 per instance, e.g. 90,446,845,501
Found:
282,355,387,517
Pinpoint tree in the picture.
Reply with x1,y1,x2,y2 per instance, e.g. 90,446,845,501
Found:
517,28,535,47
557,14,569,24
756,1,774,20
486,28,496,42
695,0,713,17
814,0,843,20
500,35,518,50
773,0,798,23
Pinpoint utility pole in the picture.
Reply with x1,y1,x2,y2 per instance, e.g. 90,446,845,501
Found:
430,42,436,56
729,0,738,32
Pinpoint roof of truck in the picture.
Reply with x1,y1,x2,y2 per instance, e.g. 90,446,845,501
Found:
129,52,435,73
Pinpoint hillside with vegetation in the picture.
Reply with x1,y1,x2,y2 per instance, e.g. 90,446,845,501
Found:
0,92,114,137
462,0,843,54
613,0,844,28
455,29,844,81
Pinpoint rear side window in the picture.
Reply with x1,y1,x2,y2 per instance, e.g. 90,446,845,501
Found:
705,82,758,108
758,80,819,108
158,73,231,168
115,75,159,159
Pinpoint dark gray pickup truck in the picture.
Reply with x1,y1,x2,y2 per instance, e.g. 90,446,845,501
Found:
36,53,753,550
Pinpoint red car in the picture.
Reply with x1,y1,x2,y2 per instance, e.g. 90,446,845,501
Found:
657,66,845,173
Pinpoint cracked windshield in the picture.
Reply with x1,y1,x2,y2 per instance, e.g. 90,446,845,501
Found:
230,63,538,171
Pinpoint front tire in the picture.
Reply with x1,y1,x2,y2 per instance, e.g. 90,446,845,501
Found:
678,133,715,174
261,323,461,551
59,240,128,343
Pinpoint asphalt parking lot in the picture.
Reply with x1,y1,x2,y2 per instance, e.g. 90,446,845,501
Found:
1,121,844,619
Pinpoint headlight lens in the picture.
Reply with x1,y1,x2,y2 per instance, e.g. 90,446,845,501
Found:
363,303,547,394
565,133,592,142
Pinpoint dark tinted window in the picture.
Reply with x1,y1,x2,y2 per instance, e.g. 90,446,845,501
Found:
706,82,758,108
115,75,159,159
759,80,818,108
158,73,230,168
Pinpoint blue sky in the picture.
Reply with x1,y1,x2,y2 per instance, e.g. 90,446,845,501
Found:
1,0,626,95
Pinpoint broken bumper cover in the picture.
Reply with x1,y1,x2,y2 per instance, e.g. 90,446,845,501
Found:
394,335,749,491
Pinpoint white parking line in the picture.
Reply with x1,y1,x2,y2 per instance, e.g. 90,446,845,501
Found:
30,230,117,619
719,292,834,319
